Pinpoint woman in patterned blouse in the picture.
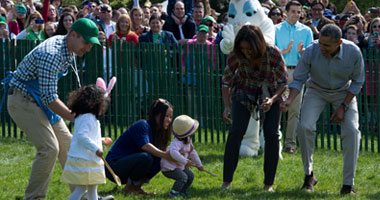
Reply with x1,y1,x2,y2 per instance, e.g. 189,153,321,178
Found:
221,25,288,192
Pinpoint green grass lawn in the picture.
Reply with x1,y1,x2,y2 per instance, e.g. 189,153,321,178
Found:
1,137,380,200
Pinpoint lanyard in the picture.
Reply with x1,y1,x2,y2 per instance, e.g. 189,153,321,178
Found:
70,54,81,88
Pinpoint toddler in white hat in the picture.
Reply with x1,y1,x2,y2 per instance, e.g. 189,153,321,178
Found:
161,115,204,198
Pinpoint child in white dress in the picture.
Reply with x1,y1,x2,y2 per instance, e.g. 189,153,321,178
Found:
161,115,204,197
61,84,112,200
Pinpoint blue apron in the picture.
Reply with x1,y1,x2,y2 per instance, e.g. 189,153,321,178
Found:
1,69,68,125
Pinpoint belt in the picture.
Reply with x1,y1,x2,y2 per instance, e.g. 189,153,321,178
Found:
7,86,14,95
8,87,36,103
287,65,296,69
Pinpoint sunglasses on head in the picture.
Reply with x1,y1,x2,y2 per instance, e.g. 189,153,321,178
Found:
271,12,281,16
101,6,111,13
153,98,169,107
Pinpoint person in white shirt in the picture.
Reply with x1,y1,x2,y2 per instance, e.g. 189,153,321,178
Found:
96,4,116,38
61,83,115,200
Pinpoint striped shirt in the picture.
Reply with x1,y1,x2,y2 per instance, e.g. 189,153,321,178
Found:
222,45,288,112
9,35,74,106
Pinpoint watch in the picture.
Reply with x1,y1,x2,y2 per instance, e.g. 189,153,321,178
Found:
341,103,349,112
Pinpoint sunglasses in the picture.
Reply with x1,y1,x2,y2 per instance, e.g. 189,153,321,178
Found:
312,8,323,12
271,12,281,16
300,17,305,20
1,14,5,17
153,98,170,107
373,25,380,28
205,22,213,26
101,6,111,13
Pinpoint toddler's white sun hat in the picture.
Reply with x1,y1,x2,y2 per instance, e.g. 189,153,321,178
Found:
172,115,199,139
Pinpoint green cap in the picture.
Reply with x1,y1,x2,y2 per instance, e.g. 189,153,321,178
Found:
201,16,216,24
70,18,100,45
197,24,209,33
16,4,27,14
0,16,6,25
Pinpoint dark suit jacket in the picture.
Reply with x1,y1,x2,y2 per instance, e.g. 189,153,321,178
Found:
306,16,334,39
162,16,196,41
139,30,178,44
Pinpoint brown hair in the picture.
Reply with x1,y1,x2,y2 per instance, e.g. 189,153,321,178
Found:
0,7,7,20
310,0,325,9
233,25,267,69
147,98,173,151
67,85,110,120
116,14,132,35
343,14,367,34
44,21,56,38
130,7,143,28
368,17,380,35
26,11,44,31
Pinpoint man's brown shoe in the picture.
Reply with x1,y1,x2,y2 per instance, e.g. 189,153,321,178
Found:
301,172,318,192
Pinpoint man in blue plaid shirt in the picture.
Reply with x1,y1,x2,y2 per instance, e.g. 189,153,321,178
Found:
6,18,100,199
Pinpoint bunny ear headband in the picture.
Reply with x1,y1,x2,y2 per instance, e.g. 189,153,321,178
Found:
96,77,117,97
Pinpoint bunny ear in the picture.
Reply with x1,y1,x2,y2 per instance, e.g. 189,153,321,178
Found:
96,77,107,90
106,76,117,95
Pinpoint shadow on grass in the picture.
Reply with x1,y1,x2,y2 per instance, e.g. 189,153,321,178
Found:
198,153,223,165
0,136,30,145
199,151,264,165
367,191,380,200
99,186,119,197
189,187,335,199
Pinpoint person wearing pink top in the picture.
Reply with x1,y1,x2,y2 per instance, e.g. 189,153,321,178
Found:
186,24,215,71
161,115,204,198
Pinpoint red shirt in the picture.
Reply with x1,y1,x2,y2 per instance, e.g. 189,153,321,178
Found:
108,32,139,47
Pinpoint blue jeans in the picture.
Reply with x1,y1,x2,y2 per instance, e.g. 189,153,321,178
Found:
106,152,160,185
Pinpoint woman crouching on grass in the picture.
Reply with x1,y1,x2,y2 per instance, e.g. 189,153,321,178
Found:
105,98,175,195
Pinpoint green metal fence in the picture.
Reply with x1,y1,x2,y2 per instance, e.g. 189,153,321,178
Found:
1,40,379,152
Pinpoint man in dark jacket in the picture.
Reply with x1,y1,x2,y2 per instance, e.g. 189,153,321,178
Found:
305,0,334,39
163,1,196,44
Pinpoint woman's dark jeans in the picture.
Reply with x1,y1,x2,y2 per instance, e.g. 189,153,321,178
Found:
223,100,281,185
106,152,160,185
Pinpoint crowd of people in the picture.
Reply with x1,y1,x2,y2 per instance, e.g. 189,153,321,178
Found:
0,0,379,48
1,0,380,199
